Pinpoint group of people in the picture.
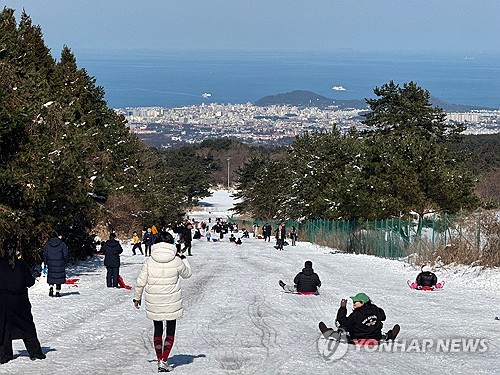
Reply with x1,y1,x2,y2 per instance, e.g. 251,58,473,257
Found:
254,222,298,249
280,260,400,344
280,262,443,345
0,222,444,372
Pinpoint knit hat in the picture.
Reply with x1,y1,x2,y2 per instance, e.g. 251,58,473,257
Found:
304,260,313,268
350,292,370,303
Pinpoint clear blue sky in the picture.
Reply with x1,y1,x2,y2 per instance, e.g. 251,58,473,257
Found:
3,0,499,55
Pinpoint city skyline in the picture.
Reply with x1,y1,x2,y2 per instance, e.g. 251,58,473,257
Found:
3,1,499,56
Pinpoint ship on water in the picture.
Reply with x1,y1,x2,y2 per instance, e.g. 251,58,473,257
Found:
332,85,346,91
202,92,212,98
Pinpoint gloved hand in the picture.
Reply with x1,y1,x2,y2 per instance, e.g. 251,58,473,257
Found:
133,299,141,309
42,266,48,274
340,299,347,308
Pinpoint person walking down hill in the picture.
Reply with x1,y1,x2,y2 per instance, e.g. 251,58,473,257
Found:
0,238,46,363
133,231,192,373
143,228,155,257
43,231,69,298
279,260,321,295
132,231,143,256
102,233,123,288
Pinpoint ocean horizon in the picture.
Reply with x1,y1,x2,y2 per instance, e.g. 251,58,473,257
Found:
76,49,500,110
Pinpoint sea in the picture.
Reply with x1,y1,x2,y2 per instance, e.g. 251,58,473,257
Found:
76,49,500,110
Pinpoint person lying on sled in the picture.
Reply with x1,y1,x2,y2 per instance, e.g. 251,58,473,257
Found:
320,293,400,344
410,266,442,290
279,260,321,295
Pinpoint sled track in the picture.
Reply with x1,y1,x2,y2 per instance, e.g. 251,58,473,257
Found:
247,296,278,358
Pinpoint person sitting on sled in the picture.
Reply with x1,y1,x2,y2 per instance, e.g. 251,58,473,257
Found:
319,292,400,344
410,266,442,290
278,260,321,294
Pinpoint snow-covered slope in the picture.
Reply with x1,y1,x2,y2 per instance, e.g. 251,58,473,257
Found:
2,190,499,375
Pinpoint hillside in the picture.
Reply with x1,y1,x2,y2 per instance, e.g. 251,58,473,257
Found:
254,90,367,109
3,190,499,374
254,90,493,112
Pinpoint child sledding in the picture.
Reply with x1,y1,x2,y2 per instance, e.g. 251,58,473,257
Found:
319,292,400,346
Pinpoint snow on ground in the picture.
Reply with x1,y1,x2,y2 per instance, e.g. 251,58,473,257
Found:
1,190,499,375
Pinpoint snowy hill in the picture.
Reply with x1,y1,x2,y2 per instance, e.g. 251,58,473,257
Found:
2,190,499,375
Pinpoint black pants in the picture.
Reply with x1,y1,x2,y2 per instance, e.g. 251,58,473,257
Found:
145,243,152,256
106,266,119,287
132,243,143,255
182,241,192,255
153,320,177,361
0,330,43,362
153,320,176,338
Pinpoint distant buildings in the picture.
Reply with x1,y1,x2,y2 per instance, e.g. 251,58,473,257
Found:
116,104,500,148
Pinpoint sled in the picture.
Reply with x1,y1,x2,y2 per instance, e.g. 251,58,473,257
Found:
118,275,133,290
407,280,445,291
319,322,399,346
282,290,319,296
65,278,80,287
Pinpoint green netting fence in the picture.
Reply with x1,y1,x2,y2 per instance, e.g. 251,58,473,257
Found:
229,215,456,260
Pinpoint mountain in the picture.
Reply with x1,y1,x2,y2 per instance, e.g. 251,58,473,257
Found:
428,96,492,112
254,90,367,109
254,90,493,112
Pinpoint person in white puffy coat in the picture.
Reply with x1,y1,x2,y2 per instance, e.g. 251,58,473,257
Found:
133,231,191,372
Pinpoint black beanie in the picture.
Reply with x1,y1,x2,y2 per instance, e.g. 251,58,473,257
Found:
304,260,312,268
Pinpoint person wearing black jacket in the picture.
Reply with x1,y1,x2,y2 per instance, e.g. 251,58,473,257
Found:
43,231,69,297
275,222,286,250
102,233,123,288
181,223,193,256
319,292,400,343
0,238,46,363
416,268,438,288
279,261,321,294
143,228,155,257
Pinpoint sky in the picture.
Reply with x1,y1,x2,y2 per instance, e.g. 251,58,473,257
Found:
3,0,499,56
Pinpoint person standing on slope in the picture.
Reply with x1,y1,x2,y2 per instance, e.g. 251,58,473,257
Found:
181,222,193,256
102,233,123,288
0,238,46,363
133,231,192,373
290,226,298,246
131,231,143,256
143,228,155,257
275,222,286,250
43,231,69,297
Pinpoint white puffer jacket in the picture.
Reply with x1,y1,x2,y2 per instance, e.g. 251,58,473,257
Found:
134,242,192,321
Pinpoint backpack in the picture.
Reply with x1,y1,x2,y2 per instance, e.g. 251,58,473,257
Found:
416,271,438,287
